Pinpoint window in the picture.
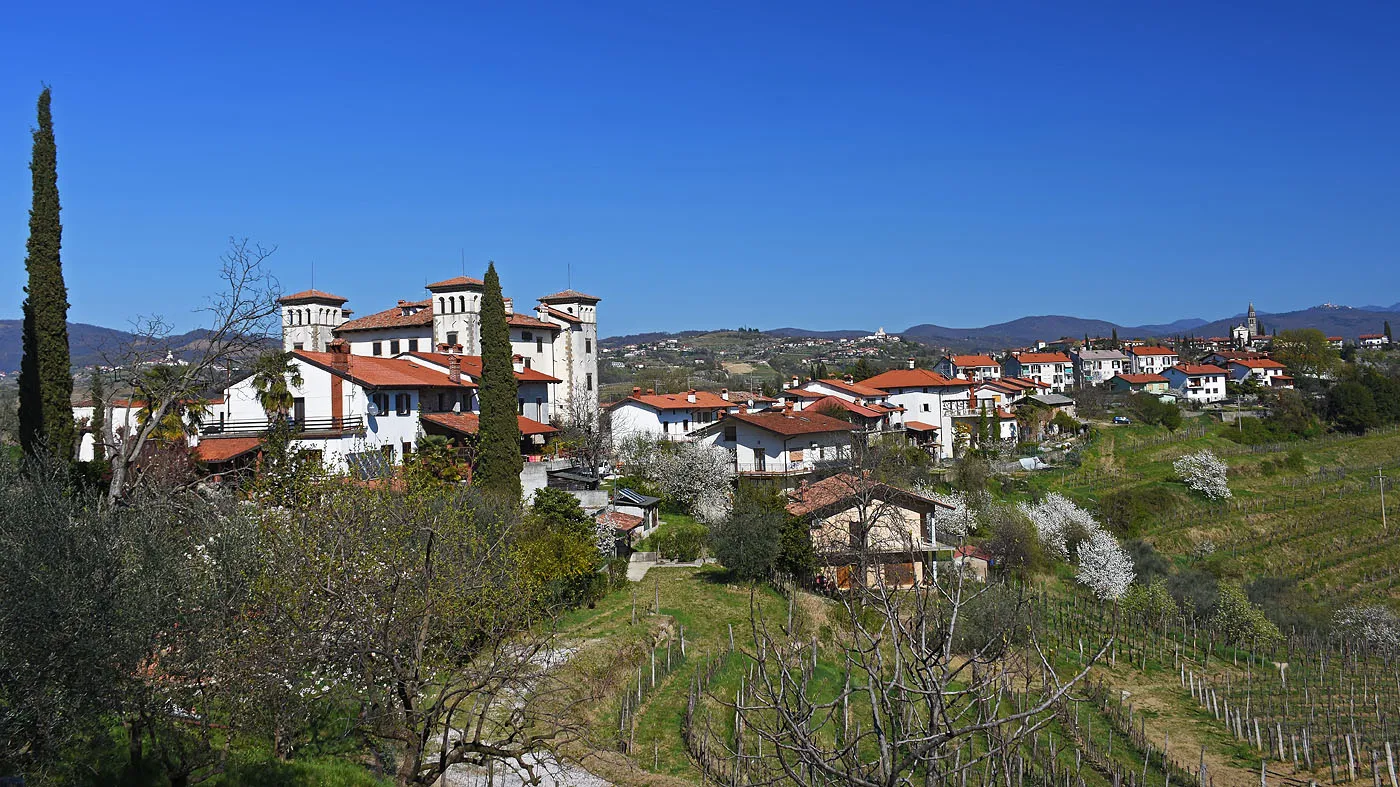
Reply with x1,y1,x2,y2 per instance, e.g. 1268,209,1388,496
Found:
683,419,690,431
586,373,593,391
408,339,419,352
522,331,532,341
390,340,401,355
922,403,931,412
293,342,303,350
523,358,531,369
372,393,389,416
723,425,737,442
536,337,544,353
518,398,525,415
394,393,411,415
372,342,382,356
535,397,543,416
446,331,458,347
585,338,593,353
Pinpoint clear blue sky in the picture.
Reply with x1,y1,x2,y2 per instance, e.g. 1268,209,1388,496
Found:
3,1,1398,337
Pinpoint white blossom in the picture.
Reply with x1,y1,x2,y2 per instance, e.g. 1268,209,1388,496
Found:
917,486,976,541
1334,605,1400,651
1075,530,1135,601
652,442,736,522
1018,493,1099,560
1174,450,1232,500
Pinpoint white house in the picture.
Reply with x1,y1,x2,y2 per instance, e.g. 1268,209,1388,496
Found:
1128,346,1179,376
1162,364,1229,403
1228,359,1293,389
606,388,738,441
691,405,854,477
1001,352,1074,393
1360,333,1391,348
934,355,1002,382
1073,349,1129,387
860,364,975,459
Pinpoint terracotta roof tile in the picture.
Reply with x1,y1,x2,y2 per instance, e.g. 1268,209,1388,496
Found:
608,390,734,412
721,409,854,437
1129,346,1177,356
785,472,952,518
404,352,562,383
336,300,433,332
540,305,583,324
1114,373,1169,384
425,275,484,290
946,354,999,368
861,368,967,390
195,437,262,463
1015,352,1073,364
810,378,889,398
279,288,348,305
1171,364,1227,376
1229,359,1286,369
539,289,601,303
294,351,474,389
420,412,559,436
507,313,560,331
596,510,645,531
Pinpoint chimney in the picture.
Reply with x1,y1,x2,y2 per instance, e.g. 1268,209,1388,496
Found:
328,339,350,372
797,480,808,501
453,343,463,354
738,404,748,414
790,375,800,389
907,358,916,370
844,373,854,384
437,342,450,353
646,388,655,395
503,297,514,315
720,388,729,401
448,354,462,384
687,389,697,404
632,386,642,397
512,354,524,374
783,401,794,415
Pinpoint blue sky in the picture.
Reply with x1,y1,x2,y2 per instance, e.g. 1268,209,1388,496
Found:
2,1,1398,337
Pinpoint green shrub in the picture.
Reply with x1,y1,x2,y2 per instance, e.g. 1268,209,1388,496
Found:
215,756,390,786
1098,486,1177,538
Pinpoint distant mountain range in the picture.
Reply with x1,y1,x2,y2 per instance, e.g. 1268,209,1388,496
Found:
603,304,1399,353
0,320,226,374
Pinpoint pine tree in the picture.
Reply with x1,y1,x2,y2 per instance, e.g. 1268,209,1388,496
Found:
18,88,74,459
1385,320,1393,344
473,262,522,502
89,370,105,462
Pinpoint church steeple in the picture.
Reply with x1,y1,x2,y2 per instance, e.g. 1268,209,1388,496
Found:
1247,302,1258,337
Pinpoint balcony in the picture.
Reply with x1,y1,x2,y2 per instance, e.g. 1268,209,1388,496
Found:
203,415,366,437
735,460,816,477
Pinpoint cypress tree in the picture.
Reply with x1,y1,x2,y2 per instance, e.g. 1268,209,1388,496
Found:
18,87,74,459
473,262,522,502
89,370,106,462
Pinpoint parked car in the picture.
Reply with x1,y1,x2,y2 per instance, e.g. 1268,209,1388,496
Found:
1112,416,1131,424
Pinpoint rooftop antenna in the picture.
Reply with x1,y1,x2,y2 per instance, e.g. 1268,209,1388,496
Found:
461,248,465,277
310,259,315,290
567,262,572,290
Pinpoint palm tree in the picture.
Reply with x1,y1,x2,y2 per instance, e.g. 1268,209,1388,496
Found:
133,365,209,444
250,351,304,420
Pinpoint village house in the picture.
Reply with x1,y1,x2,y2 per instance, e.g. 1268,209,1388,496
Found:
786,473,954,590
278,279,600,412
1327,336,1345,350
1107,373,1170,395
1162,363,1228,403
1001,352,1074,393
1128,346,1179,376
934,354,1002,382
1201,349,1268,368
1360,333,1391,348
798,395,906,436
1072,349,1130,387
860,362,976,459
205,340,559,472
606,388,738,441
1228,358,1294,389
690,405,854,479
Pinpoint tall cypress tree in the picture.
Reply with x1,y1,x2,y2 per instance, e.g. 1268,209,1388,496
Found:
474,262,521,502
89,370,106,462
18,87,74,459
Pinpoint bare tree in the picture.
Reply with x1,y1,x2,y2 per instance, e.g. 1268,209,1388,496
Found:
555,393,613,479
101,239,280,504
705,468,1111,786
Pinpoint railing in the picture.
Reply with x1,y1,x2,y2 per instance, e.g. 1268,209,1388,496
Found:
734,460,815,475
203,415,366,436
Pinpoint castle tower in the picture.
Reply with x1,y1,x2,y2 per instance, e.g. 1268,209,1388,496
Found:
426,276,484,354
537,289,601,406
1247,303,1258,338
279,289,349,352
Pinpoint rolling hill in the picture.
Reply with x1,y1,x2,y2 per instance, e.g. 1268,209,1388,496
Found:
0,320,238,373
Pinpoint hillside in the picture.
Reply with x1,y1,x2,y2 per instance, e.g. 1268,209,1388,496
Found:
0,320,236,373
1187,304,1394,340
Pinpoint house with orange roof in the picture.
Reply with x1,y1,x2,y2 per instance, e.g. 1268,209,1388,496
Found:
859,361,975,459
690,405,854,478
1001,352,1075,393
1228,358,1293,389
934,354,1002,382
1107,373,1170,395
605,387,742,441
1072,349,1129,387
1162,363,1229,403
1128,346,1179,376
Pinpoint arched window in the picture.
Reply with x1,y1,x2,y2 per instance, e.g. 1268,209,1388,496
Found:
439,297,446,314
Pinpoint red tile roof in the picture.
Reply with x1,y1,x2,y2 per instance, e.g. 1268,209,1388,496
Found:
1171,364,1227,376
861,368,968,390
608,390,734,412
336,300,433,332
946,354,999,368
1015,352,1072,364
425,275,484,291
903,420,939,431
1130,346,1177,356
804,395,888,420
596,510,645,532
785,472,951,518
404,352,562,383
721,409,854,437
279,288,348,305
195,437,263,463
420,412,559,437
507,313,560,331
539,289,602,303
294,351,475,389
810,378,889,398
1229,359,1286,369
1114,373,1168,384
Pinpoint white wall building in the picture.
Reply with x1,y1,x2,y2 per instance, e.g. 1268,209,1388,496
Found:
1129,346,1179,376
1073,349,1129,387
934,355,1002,382
691,407,854,477
1001,353,1074,392
1228,359,1293,388
860,365,975,459
1162,364,1228,403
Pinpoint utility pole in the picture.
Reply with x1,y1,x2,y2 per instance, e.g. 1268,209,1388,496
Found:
1377,466,1389,535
